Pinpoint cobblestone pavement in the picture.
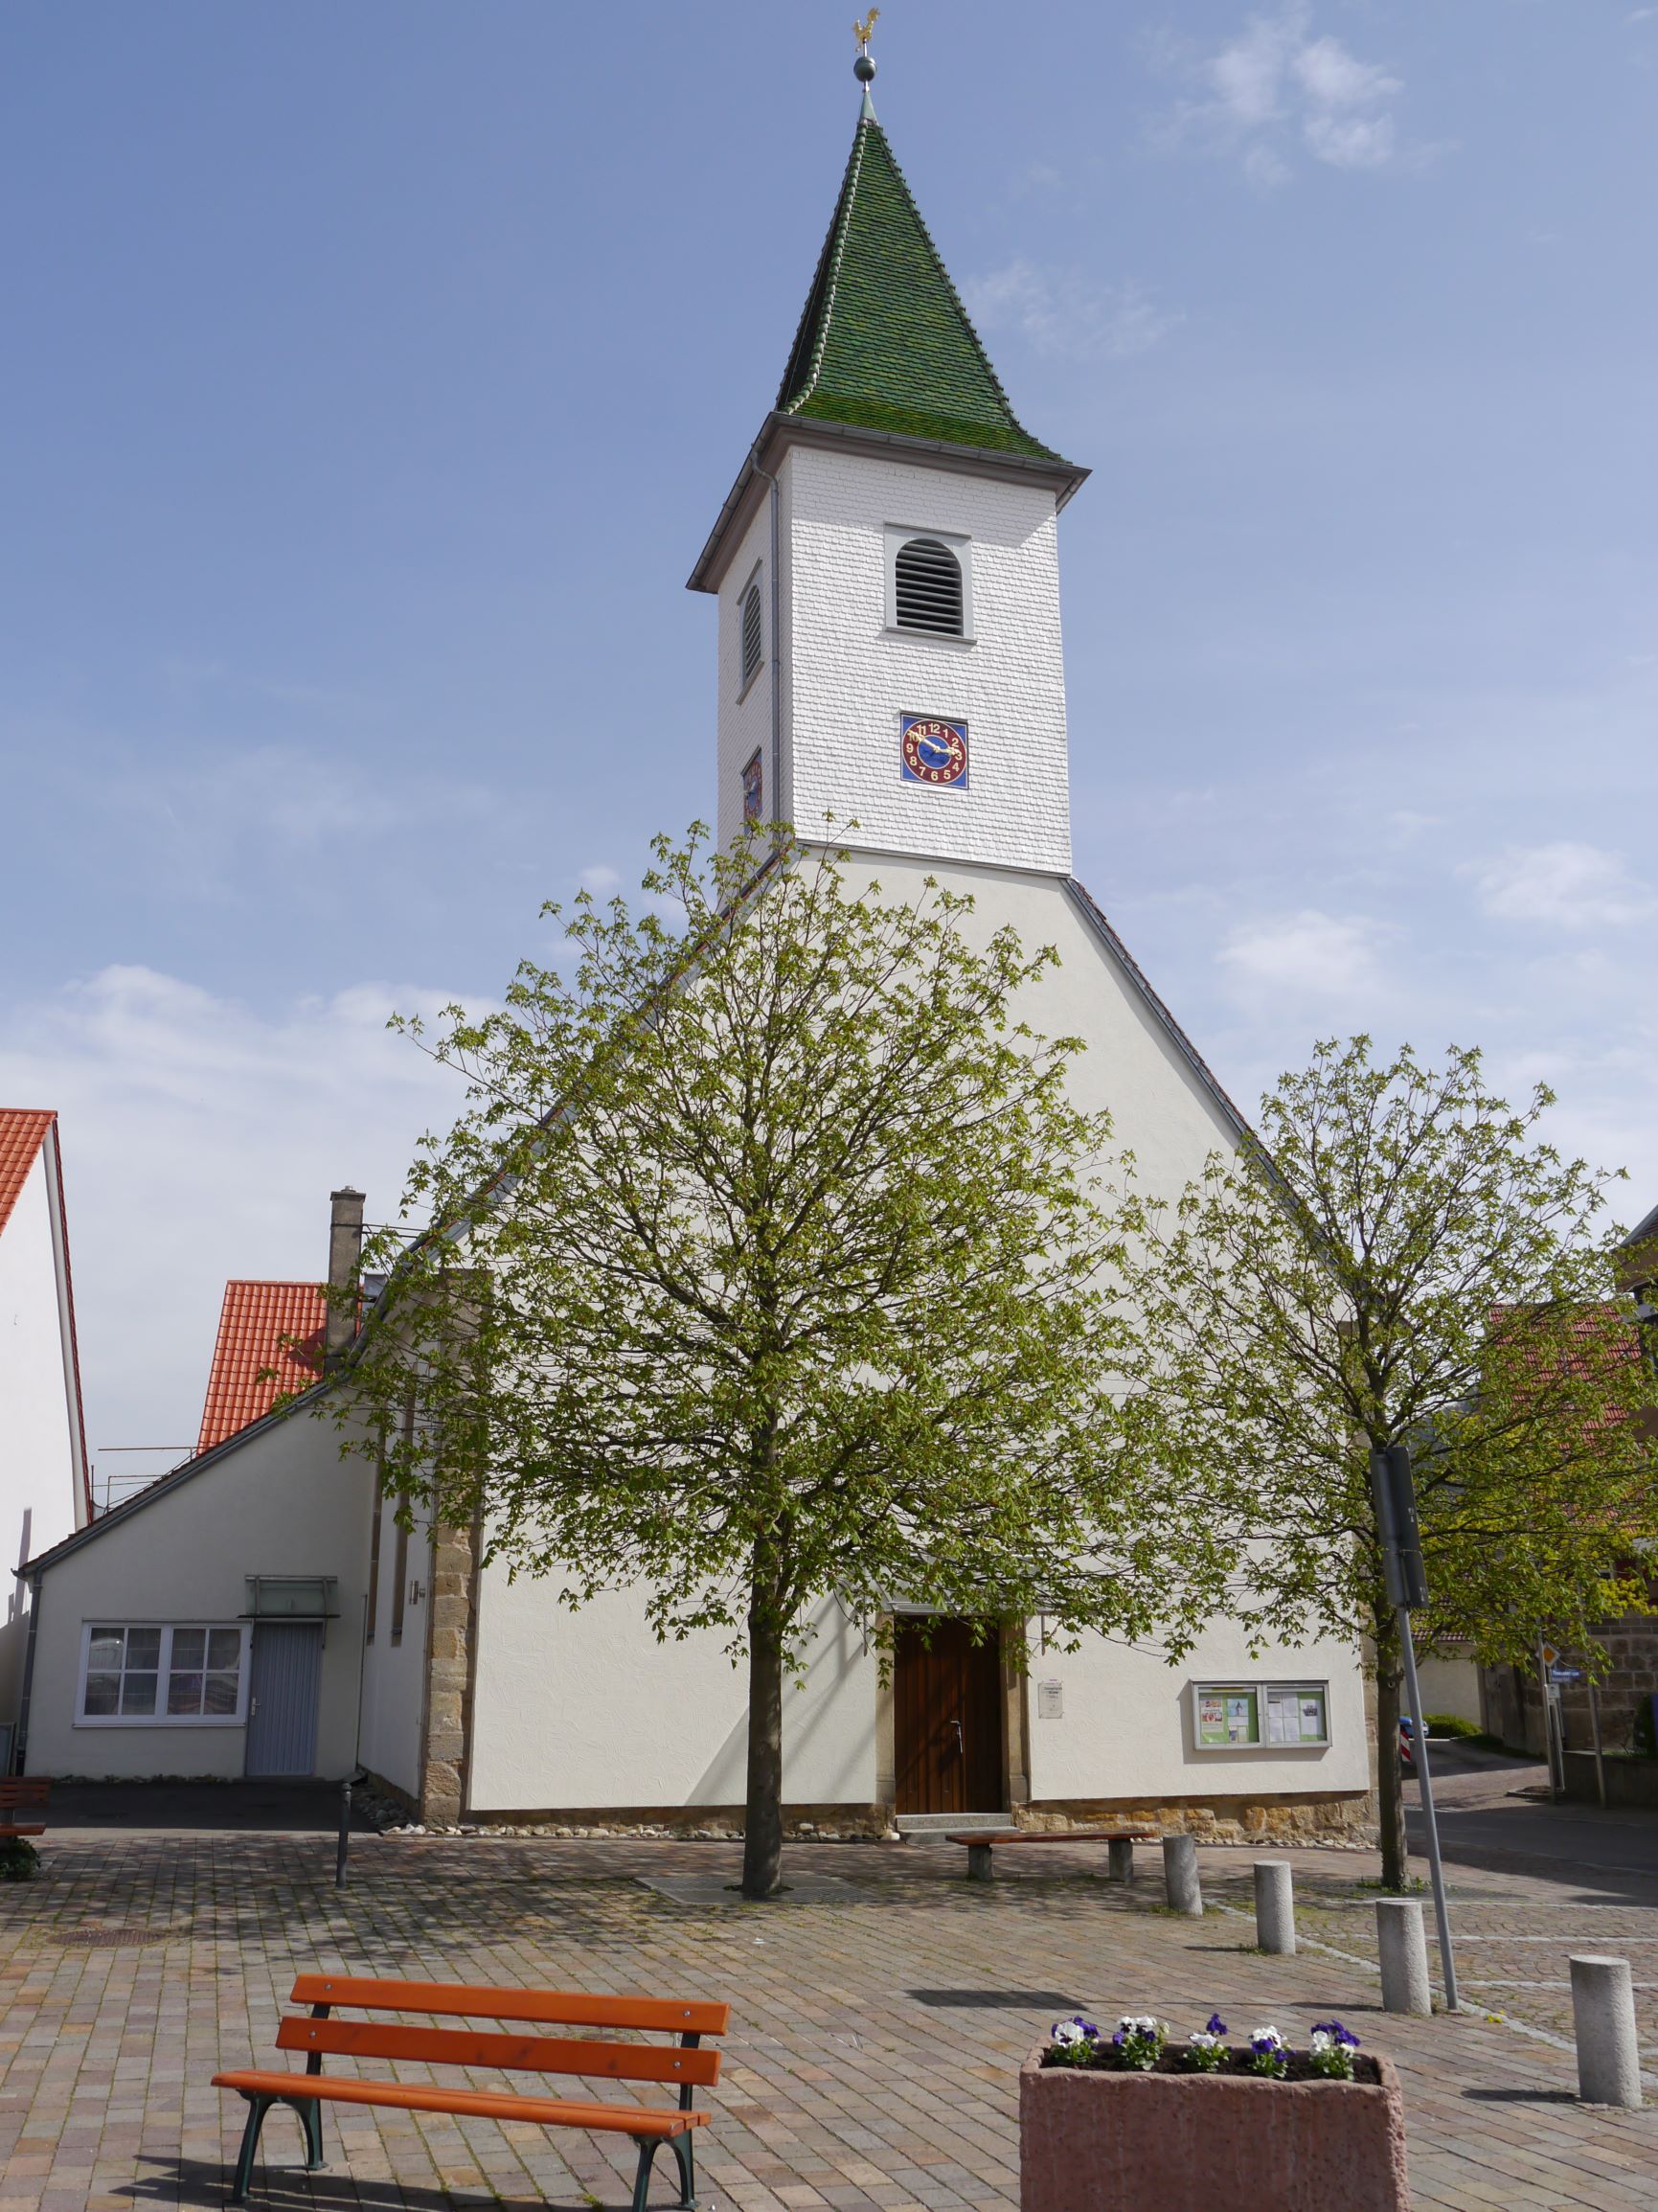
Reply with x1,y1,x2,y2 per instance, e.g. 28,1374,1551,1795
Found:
4,1829,1658,2211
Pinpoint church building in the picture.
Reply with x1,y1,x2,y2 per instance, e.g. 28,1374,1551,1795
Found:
17,66,1372,1844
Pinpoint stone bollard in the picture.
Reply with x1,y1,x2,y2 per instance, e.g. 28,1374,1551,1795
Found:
1162,1833,1203,1917
1376,1898,1432,2016
1570,1955,1643,2108
1254,1859,1295,1955
1107,1836,1136,1884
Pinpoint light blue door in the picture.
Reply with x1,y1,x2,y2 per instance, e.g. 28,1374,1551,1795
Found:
244,1623,323,1776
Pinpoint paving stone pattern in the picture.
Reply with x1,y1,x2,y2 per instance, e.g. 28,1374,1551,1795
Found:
3,1832,1657,2211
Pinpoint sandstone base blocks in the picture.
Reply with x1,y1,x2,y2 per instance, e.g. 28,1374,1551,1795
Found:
1019,2045,1411,2212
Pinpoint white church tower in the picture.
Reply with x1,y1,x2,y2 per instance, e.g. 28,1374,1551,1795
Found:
689,63,1087,877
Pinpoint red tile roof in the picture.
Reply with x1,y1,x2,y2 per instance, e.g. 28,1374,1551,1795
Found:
0,1109,56,1240
195,1280,328,1454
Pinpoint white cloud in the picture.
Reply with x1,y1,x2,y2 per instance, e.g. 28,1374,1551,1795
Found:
1303,112,1397,171
1291,34,1400,112
1156,3,1409,186
1466,842,1657,930
964,262,1180,362
0,965,473,1471
1217,908,1394,1001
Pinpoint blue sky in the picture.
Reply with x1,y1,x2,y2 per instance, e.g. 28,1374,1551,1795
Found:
3,2,1655,1478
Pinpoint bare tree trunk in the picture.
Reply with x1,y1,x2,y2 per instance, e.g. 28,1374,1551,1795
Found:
740,1566,786,1900
1374,1616,1410,1891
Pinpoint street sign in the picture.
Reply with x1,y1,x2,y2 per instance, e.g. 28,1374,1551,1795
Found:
1550,1667,1582,1684
1540,1644,1558,1667
1368,1444,1429,1609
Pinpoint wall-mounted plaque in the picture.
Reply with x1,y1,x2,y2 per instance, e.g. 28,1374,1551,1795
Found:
1036,1678,1063,1720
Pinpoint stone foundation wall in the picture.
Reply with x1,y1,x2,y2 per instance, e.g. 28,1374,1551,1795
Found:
1018,1793,1375,1846
412,1801,897,1839
382,1792,1373,1844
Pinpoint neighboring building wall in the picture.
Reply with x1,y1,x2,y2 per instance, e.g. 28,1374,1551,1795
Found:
23,1405,373,1779
1483,1594,1658,1760
468,1578,878,1818
1415,1649,1484,1728
0,1146,84,1729
356,1484,434,1804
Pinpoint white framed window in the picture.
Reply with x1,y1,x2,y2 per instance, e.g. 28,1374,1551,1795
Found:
1191,1679,1329,1751
737,565,764,697
76,1622,251,1726
884,524,973,641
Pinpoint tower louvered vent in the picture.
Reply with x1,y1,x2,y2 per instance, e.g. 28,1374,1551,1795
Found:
895,536,964,635
740,581,763,688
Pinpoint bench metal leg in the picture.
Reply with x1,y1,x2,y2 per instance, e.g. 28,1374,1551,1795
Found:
229,2093,324,2202
296,2096,325,2170
966,1843,994,1882
230,2095,275,2204
1107,1837,1135,1883
670,2130,697,2209
630,2136,662,2212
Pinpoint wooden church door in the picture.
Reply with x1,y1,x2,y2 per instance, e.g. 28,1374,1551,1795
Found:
894,1618,1003,1814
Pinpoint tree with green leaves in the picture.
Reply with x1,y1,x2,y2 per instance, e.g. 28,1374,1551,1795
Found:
339,827,1218,1898
1115,1036,1656,1888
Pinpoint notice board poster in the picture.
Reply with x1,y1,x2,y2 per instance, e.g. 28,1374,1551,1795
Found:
1195,1687,1259,1746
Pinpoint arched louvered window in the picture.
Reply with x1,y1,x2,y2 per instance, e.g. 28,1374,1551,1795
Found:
894,536,964,636
739,578,763,691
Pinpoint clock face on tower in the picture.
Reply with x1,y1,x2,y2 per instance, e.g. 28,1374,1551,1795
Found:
899,714,968,789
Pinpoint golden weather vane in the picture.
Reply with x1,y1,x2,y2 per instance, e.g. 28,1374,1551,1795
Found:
853,8,878,91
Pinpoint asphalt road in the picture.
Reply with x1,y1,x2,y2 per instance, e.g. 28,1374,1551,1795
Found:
1407,1745,1658,1895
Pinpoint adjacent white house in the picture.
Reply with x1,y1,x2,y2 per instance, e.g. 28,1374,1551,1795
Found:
0,1109,92,1769
18,77,1374,1842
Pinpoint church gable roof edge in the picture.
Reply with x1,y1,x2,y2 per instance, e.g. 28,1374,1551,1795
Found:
1061,878,1255,1151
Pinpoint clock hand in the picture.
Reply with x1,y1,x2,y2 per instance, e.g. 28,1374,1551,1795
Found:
917,735,951,763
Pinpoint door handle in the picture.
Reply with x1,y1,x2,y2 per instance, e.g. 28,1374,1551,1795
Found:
950,1718,964,1757
249,1697,259,1719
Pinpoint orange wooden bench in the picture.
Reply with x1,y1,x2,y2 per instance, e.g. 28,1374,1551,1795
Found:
0,1778,49,1840
945,1824,1159,1881
212,1973,729,2207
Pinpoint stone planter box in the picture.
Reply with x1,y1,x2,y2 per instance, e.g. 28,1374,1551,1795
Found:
1020,2042,1410,2212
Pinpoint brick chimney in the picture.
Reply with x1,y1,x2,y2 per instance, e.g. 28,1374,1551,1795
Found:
325,1186,365,1365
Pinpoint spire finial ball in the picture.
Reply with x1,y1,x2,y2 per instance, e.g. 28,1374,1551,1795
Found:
854,53,875,82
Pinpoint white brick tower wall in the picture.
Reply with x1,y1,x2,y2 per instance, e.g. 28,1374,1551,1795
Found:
715,442,1073,874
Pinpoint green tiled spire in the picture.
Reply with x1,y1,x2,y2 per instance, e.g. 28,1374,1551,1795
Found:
777,103,1067,465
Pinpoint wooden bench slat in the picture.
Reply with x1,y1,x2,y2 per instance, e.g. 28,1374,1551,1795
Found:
0,1781,50,1804
943,1828,1158,1845
0,1827,45,1839
288,1974,729,2037
212,2069,703,2135
275,2017,721,2084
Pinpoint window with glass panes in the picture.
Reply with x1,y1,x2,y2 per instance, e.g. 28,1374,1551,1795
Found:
79,1624,246,1722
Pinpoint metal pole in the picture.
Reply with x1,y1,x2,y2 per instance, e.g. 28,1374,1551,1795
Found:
1397,1607,1459,2012
336,1776,353,1889
1589,1674,1607,1810
1537,1637,1559,1799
